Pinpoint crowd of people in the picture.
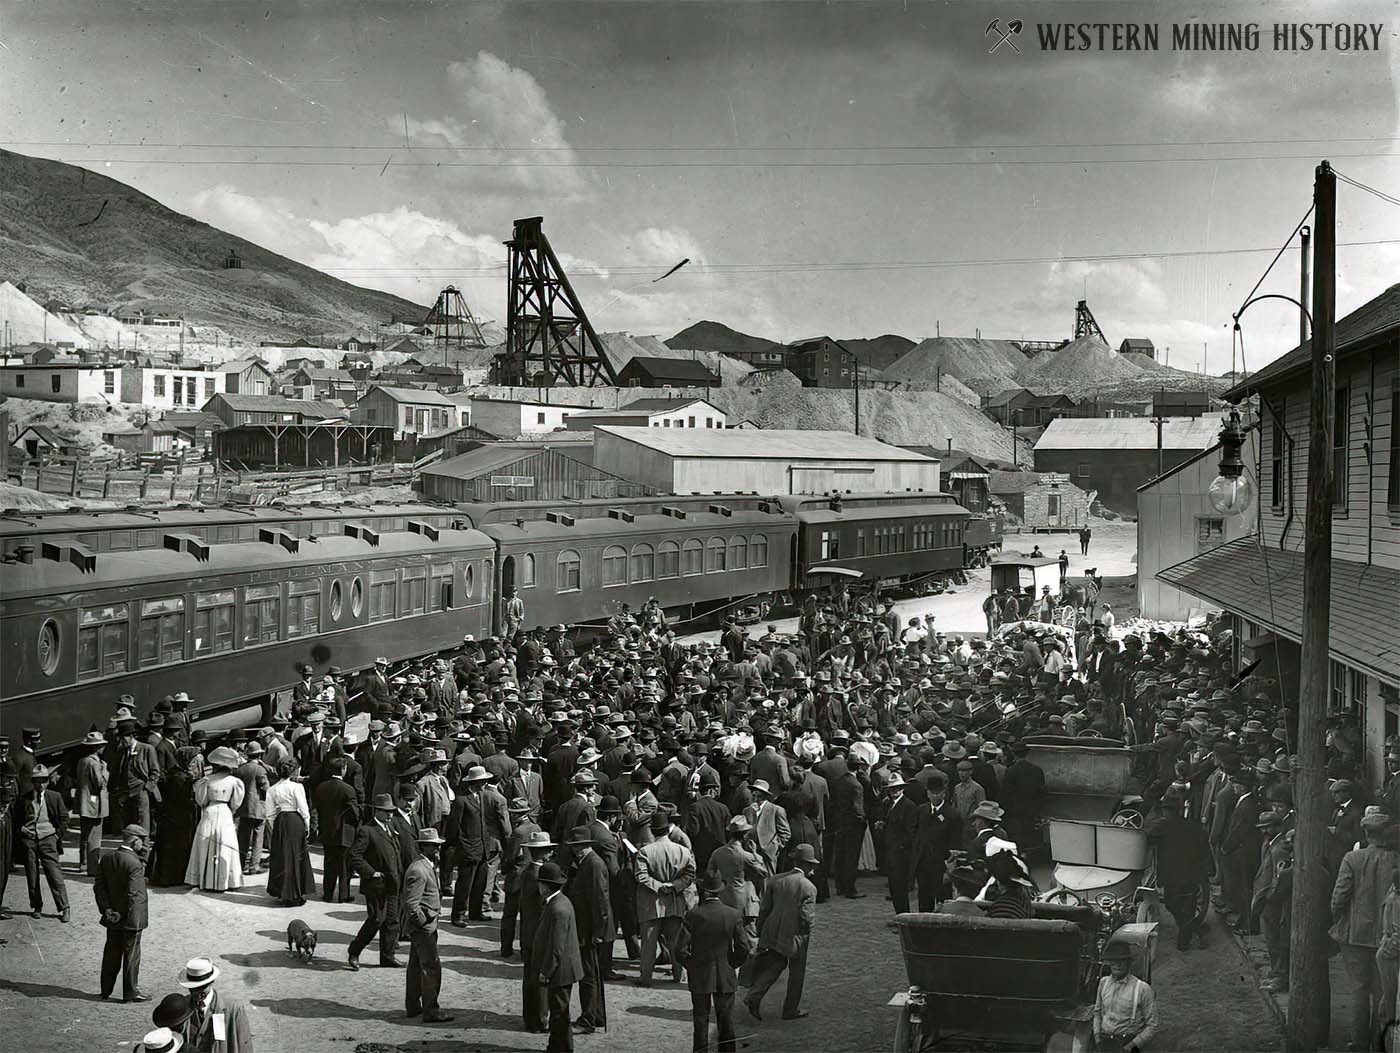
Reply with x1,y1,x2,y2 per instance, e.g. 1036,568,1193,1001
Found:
0,578,1392,1052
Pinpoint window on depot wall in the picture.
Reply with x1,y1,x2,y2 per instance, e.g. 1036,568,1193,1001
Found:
1332,386,1349,509
1196,516,1225,552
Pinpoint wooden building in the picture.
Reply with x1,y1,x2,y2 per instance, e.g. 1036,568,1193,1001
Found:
785,336,855,389
417,443,653,502
987,470,1090,530
203,393,343,428
291,365,358,401
1157,280,1399,786
352,385,463,438
213,421,394,469
617,356,721,389
942,455,992,513
563,397,728,431
219,357,275,395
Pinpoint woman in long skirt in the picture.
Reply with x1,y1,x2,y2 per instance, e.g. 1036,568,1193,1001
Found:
148,748,200,887
266,761,315,906
185,746,245,891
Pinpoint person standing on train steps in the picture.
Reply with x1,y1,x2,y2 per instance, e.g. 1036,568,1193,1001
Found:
503,587,525,640
95,824,150,1002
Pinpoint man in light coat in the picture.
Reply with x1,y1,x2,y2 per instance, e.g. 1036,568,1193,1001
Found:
75,732,109,876
635,811,698,986
1330,811,1398,1049
743,780,790,874
402,828,453,1023
744,842,818,1022
235,744,272,875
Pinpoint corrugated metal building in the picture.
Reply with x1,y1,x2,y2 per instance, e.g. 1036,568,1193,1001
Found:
988,470,1091,530
592,426,940,495
1033,415,1224,516
417,444,654,502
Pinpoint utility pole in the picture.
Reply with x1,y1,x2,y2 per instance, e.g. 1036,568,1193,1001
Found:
1289,159,1335,1053
1299,225,1311,350
1150,410,1167,477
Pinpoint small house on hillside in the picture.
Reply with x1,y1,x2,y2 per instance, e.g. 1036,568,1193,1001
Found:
12,424,74,459
617,356,720,389
341,337,378,353
988,470,1090,530
981,388,1079,427
291,365,358,401
1118,338,1156,358
785,336,854,389
563,397,728,431
203,393,343,428
103,420,183,455
219,357,275,396
352,385,463,438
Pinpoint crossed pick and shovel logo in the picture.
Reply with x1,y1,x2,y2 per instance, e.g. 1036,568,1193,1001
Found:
986,18,1024,53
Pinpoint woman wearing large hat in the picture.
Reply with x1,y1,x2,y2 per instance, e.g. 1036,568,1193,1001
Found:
184,747,245,891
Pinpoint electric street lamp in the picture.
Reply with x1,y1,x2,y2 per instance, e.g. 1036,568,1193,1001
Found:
1207,407,1256,515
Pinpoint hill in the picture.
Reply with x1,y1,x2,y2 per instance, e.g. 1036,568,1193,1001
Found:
881,336,1028,394
667,320,781,357
0,148,429,344
838,334,916,371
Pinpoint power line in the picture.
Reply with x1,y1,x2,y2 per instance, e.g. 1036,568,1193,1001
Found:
24,150,1400,170
307,237,1400,278
1234,205,1315,319
1335,168,1400,208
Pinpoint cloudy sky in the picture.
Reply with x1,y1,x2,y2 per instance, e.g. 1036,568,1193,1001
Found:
3,0,1398,370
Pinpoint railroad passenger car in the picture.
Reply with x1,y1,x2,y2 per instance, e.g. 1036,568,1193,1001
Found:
778,492,971,594
963,514,1005,566
453,496,797,632
1,516,494,750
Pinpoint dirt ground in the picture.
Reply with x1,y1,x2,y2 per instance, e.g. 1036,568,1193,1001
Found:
2,836,1280,1053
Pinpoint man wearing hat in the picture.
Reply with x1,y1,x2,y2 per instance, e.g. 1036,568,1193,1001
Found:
880,772,919,917
636,811,699,987
566,825,613,1033
516,830,557,1030
1147,788,1211,952
363,657,394,713
744,779,791,875
1093,942,1158,1052
235,743,272,876
348,794,409,970
313,756,361,903
76,730,111,876
16,764,70,921
553,769,598,849
744,843,818,1022
0,735,17,919
679,870,753,1053
139,1026,184,1053
449,765,506,926
95,823,150,1002
1332,810,1396,1049
112,717,163,834
403,827,454,1023
532,861,585,1052
176,957,252,1052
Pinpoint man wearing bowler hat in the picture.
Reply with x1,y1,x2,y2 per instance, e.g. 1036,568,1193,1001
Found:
112,717,163,833
566,824,613,1033
95,823,150,1002
348,794,408,970
533,861,585,1052
679,871,752,1053
403,827,454,1023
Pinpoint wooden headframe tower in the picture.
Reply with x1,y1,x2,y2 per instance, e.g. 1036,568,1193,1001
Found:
493,216,616,387
1073,299,1107,343
423,286,485,348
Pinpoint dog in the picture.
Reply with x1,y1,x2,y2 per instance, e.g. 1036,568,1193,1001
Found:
286,919,318,962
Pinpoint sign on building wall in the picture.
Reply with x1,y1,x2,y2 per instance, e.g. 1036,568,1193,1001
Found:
490,475,535,487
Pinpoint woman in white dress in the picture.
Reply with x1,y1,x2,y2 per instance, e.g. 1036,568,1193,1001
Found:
185,746,245,891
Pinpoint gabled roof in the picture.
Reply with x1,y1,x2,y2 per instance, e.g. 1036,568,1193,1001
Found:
217,356,271,374
367,385,456,406
1033,414,1225,451
162,411,224,429
619,356,720,383
208,393,342,417
420,445,551,480
15,424,67,446
983,387,1032,407
1225,282,1400,400
295,366,355,383
1119,338,1155,352
620,397,713,413
594,426,935,461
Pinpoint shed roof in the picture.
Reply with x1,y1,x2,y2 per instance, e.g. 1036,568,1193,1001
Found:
620,397,712,413
595,426,935,461
297,366,355,383
368,385,456,406
16,424,67,446
209,393,343,417
419,445,543,480
1157,536,1400,685
619,356,720,383
1224,282,1400,399
1033,415,1224,451
217,356,272,374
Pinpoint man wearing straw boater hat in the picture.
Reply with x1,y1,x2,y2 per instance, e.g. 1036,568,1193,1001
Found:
15,764,70,922
75,730,110,876
138,1027,183,1053
176,957,252,1052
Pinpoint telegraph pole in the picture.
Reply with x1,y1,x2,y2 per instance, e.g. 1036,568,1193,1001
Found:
1289,160,1335,1053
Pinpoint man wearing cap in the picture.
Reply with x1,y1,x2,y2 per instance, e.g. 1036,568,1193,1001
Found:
678,871,752,1053
95,823,150,1002
176,957,253,1053
348,794,408,970
533,861,585,1052
566,825,613,1033
16,765,70,921
745,843,818,1022
402,827,453,1023
636,812,699,986
1093,943,1157,1053
76,731,111,876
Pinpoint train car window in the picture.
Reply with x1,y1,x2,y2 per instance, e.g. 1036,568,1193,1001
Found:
401,569,427,615
77,532,100,550
37,618,62,676
329,579,344,620
819,529,840,561
216,526,236,543
630,543,655,583
287,581,321,638
557,550,581,593
856,529,866,556
351,576,365,616
431,565,453,610
78,603,130,680
244,584,282,645
656,540,680,578
369,569,397,622
109,532,134,552
193,590,236,655
520,553,536,588
704,537,726,573
681,539,702,576
464,562,477,600
138,597,186,667
239,526,256,541
602,545,627,587
138,529,157,547
750,534,768,568
728,536,747,571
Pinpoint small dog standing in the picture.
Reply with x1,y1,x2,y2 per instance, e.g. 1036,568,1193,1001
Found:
286,919,318,962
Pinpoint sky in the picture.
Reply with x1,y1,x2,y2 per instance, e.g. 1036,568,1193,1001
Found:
2,0,1398,372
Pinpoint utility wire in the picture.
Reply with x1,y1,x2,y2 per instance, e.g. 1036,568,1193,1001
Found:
1335,169,1400,208
1234,206,1315,319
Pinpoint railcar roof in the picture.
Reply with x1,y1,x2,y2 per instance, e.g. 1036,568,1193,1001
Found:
795,502,970,525
476,509,792,543
0,503,458,539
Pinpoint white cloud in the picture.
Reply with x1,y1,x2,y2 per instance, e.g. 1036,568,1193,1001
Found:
401,51,589,198
1036,258,1169,316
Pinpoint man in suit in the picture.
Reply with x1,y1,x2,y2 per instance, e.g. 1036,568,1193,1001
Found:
363,657,394,713
95,823,150,1002
679,872,753,1053
16,765,69,921
500,797,542,958
533,862,585,1052
235,743,272,875
447,765,501,924
1328,779,1365,875
75,732,110,876
744,843,818,1022
743,780,791,874
685,771,732,875
828,761,865,899
348,794,407,970
880,773,919,916
177,957,254,1053
1222,770,1264,928
402,827,454,1023
314,757,361,902
110,718,162,833
912,770,959,911
999,741,1046,855
1146,788,1212,951
518,832,555,1033
705,816,766,969
635,811,699,986
566,826,613,1034
552,769,598,848
507,750,546,822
